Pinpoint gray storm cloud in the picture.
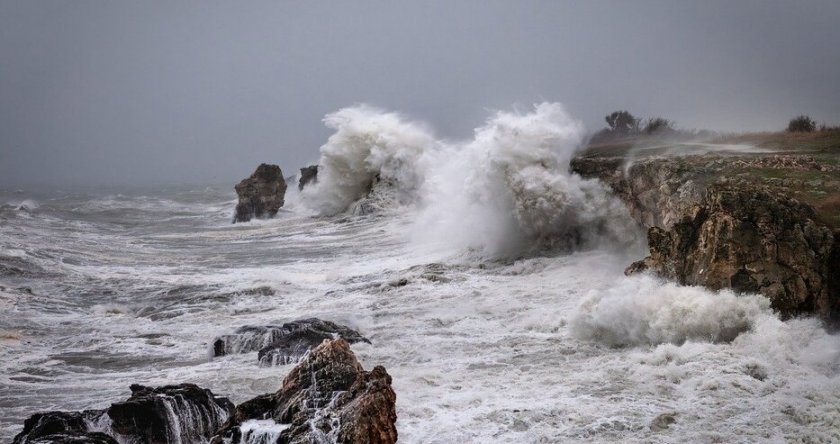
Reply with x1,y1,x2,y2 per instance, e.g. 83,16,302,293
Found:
1,0,839,187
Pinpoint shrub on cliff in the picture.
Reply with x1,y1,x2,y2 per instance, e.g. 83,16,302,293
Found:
787,115,816,132
643,117,674,135
605,111,640,134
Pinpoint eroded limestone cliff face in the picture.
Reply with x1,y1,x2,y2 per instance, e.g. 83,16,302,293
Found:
571,152,839,322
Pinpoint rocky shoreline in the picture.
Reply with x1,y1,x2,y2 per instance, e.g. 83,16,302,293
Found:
571,140,840,322
13,322,396,444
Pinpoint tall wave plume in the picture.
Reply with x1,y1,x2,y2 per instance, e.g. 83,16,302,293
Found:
414,103,636,257
303,102,638,256
300,105,438,216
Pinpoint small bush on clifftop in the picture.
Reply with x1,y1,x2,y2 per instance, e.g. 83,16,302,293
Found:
788,115,816,132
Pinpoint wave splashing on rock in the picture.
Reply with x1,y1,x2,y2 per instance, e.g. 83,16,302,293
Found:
302,102,638,257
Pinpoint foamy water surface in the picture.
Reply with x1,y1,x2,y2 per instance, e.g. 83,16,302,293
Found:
2,103,838,443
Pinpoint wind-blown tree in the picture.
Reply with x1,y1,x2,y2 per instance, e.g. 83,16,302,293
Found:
787,115,816,132
605,111,640,133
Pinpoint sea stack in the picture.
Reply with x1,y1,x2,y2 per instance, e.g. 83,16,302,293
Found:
233,163,287,223
298,165,318,191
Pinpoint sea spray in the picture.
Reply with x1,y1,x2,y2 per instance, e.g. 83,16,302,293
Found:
414,102,636,256
301,102,638,256
301,105,439,216
570,275,772,346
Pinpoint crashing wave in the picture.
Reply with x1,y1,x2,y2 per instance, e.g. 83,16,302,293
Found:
301,102,638,256
570,275,772,346
301,105,438,216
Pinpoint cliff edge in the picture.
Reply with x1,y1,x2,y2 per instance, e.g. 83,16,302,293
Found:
571,134,840,322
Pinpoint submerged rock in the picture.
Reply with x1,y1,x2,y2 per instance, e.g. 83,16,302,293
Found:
211,318,371,366
13,384,233,444
298,165,318,191
233,163,287,223
212,338,397,444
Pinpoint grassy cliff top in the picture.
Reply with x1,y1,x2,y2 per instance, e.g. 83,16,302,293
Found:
576,131,840,228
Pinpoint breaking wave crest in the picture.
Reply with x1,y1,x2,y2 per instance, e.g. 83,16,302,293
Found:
301,105,438,216
415,103,635,256
570,275,773,346
303,102,638,256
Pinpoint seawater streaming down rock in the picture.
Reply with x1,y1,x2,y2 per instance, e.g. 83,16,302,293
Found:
12,384,234,444
211,318,371,366
212,338,397,444
233,163,287,223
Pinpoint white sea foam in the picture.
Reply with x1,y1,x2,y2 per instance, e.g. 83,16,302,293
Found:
570,275,772,346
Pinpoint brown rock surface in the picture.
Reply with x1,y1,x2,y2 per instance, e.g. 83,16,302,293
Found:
213,338,397,444
571,148,839,321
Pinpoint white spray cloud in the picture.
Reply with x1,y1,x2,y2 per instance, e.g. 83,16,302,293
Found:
301,105,438,216
413,102,635,256
303,102,638,256
570,275,773,346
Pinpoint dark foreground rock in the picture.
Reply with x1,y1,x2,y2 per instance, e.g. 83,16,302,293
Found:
108,384,234,443
212,318,371,366
12,411,110,444
21,431,118,444
13,384,233,444
571,150,840,321
298,165,318,191
234,163,287,223
212,338,397,444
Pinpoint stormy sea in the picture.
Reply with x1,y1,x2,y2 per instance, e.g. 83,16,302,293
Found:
2,104,838,443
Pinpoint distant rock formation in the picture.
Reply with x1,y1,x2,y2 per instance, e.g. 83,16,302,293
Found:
211,318,371,366
572,152,839,321
298,165,318,191
233,164,287,223
13,384,233,444
212,338,397,444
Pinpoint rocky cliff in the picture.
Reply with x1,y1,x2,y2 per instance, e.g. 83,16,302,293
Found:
571,142,840,322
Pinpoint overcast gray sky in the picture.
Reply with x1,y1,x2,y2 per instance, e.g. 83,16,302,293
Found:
2,1,839,188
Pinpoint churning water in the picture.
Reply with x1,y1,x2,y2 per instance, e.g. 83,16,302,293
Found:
2,104,838,443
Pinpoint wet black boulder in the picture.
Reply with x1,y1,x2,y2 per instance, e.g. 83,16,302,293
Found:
107,383,234,444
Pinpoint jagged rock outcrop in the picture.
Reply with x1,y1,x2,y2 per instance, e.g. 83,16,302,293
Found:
298,165,318,191
212,338,397,444
234,163,287,223
571,153,839,321
211,318,371,366
13,384,233,444
625,184,838,319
